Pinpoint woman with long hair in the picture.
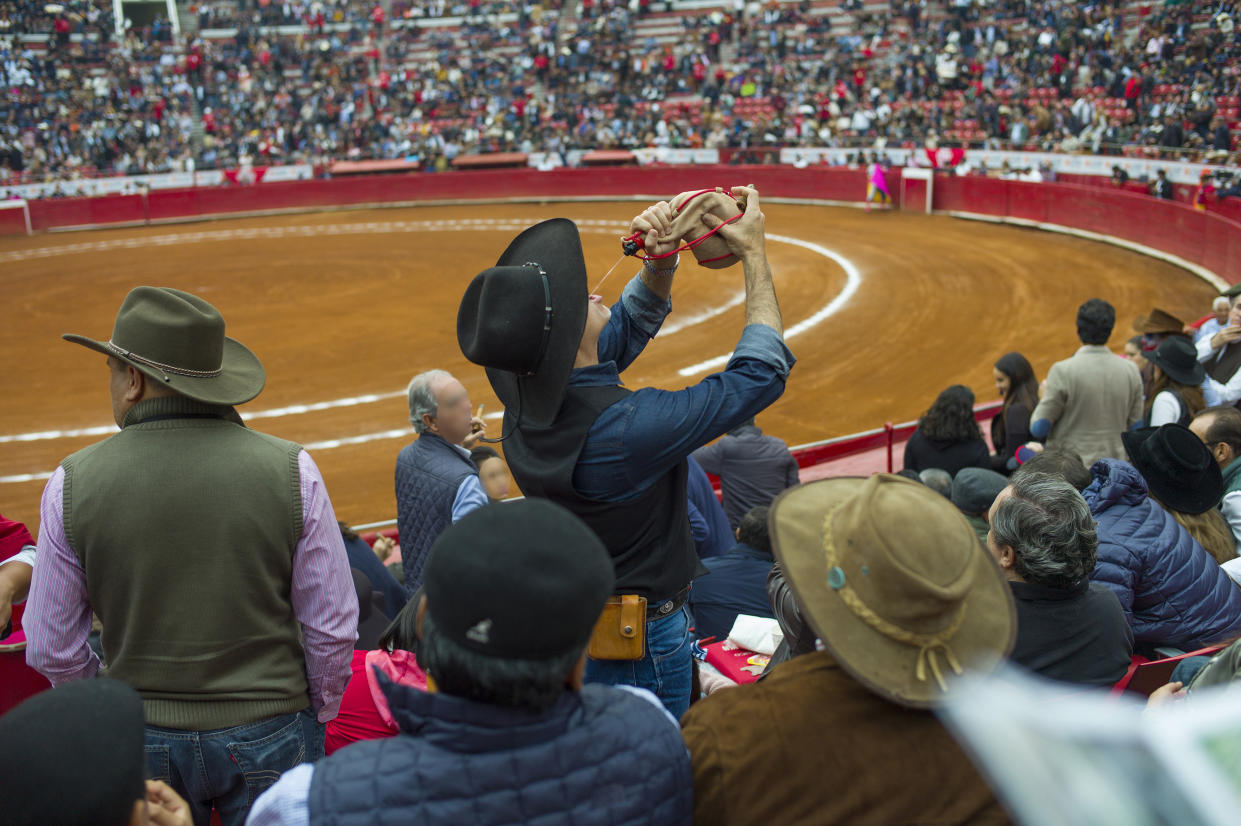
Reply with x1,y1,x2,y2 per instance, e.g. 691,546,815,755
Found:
990,352,1040,474
1144,337,1206,426
324,590,428,754
1158,505,1239,569
903,384,990,476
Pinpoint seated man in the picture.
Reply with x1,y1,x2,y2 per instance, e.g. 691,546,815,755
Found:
0,678,194,826
1190,405,1241,562
688,506,776,641
951,467,1009,543
249,500,692,825
691,417,799,528
1084,430,1241,651
681,475,1013,825
986,474,1134,686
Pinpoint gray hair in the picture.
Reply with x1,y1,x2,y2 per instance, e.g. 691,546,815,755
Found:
1214,296,1230,311
408,370,452,433
991,473,1097,590
919,468,953,499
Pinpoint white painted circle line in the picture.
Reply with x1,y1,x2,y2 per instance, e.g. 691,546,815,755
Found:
0,221,861,477
676,232,862,376
0,219,633,263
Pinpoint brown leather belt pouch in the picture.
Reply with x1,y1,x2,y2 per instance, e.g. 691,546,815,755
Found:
588,595,646,660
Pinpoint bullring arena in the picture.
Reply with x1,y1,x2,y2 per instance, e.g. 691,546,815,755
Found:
0,185,1219,531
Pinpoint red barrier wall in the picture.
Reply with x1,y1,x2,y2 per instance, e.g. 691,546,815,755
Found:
932,175,1240,283
20,165,1237,283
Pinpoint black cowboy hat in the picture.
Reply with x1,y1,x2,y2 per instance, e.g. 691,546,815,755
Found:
457,219,588,428
1122,424,1223,515
1147,336,1205,386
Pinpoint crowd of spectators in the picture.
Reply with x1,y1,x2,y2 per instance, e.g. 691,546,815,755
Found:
1,0,1240,185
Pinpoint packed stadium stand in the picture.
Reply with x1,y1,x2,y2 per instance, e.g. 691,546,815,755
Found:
1,0,1239,187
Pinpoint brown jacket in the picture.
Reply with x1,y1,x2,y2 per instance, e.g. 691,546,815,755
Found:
680,652,1011,826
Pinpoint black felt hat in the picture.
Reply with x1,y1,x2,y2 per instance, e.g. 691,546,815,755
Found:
1147,336,1206,386
0,678,146,826
457,219,588,428
423,499,614,659
1123,424,1223,515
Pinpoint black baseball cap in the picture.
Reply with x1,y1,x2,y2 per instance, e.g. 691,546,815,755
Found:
423,499,615,659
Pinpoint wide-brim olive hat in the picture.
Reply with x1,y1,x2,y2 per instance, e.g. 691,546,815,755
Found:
457,219,588,428
769,474,1016,709
63,286,265,406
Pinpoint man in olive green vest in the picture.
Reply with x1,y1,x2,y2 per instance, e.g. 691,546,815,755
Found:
24,287,357,826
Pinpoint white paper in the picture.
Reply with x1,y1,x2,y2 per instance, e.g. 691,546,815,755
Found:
726,615,784,656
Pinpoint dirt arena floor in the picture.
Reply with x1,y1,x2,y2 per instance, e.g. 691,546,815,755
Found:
0,200,1219,531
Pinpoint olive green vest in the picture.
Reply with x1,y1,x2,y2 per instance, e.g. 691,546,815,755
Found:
62,396,309,730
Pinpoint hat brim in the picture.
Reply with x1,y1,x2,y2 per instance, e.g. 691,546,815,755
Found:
484,219,588,428
769,477,1016,709
1146,350,1206,386
63,334,266,406
1132,314,1183,335
1121,428,1223,514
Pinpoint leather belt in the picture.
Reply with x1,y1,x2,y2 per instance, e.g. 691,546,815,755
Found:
646,587,690,621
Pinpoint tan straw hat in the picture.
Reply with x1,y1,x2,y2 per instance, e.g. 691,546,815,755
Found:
769,474,1016,708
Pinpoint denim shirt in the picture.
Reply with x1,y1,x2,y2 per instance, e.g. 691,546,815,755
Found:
571,273,796,503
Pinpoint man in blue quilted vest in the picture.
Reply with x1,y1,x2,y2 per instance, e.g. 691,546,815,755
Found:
248,498,692,826
394,369,489,596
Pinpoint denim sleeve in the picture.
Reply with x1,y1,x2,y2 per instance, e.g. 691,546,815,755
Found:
595,274,673,372
575,325,795,501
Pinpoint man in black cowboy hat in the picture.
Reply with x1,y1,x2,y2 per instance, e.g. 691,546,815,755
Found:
24,287,357,826
457,187,793,717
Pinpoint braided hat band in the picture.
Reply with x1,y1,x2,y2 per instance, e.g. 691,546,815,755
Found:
820,503,965,693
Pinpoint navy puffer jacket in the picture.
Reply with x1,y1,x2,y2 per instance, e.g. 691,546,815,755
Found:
308,677,693,826
1084,459,1241,649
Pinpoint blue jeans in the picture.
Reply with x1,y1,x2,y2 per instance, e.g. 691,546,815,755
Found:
144,708,323,826
585,605,693,719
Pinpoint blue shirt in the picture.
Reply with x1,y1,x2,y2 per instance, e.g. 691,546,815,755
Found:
449,448,489,522
687,543,776,642
571,274,796,503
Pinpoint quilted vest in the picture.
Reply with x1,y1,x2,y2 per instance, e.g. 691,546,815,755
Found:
394,433,477,594
307,680,693,826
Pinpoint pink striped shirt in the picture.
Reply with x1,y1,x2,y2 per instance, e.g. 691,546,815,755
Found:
24,450,357,724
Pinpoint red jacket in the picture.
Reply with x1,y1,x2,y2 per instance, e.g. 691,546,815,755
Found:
325,649,428,754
